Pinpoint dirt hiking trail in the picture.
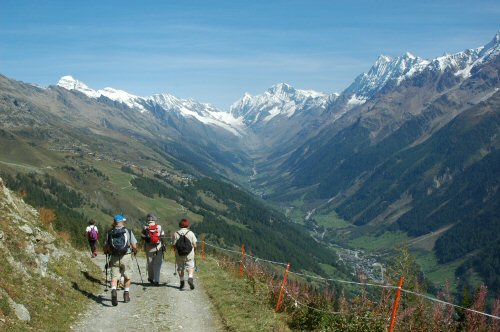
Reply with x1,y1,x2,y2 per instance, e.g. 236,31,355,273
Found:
71,254,223,332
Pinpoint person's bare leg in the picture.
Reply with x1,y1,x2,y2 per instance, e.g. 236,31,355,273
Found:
187,268,195,289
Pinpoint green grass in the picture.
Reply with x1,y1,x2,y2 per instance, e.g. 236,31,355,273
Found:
314,211,350,228
94,161,135,190
349,231,409,251
287,208,306,224
90,161,202,230
198,191,227,211
282,198,307,224
412,250,477,294
197,256,289,331
0,138,43,166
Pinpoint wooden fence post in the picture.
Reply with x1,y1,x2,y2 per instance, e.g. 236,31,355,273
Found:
239,244,245,277
275,263,291,313
389,276,405,332
201,237,205,261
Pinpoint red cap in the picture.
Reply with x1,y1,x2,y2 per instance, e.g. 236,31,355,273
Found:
179,218,190,228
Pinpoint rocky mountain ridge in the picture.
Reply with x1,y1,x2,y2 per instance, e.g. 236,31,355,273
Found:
52,33,500,164
56,33,499,136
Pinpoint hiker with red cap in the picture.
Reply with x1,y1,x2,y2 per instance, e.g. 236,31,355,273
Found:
141,212,165,286
173,218,197,290
103,214,138,306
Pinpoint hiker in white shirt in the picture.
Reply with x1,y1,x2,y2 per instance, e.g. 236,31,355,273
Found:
173,218,197,290
84,219,99,258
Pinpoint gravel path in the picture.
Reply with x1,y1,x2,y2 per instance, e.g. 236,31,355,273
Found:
71,254,222,332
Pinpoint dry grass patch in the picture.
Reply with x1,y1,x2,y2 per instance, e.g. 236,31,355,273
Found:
197,255,289,331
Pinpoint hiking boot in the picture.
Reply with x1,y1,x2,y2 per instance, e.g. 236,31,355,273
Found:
179,280,185,289
148,278,153,284
123,291,130,303
188,278,195,290
153,282,159,286
111,289,118,306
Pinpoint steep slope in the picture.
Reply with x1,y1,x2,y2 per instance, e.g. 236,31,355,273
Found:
0,74,340,276
255,34,500,294
1,74,250,178
0,177,101,330
263,33,500,200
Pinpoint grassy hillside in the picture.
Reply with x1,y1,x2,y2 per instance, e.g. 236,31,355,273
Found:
0,122,343,280
0,177,102,331
197,246,500,332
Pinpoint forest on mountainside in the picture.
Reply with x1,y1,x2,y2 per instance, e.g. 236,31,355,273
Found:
276,91,500,296
132,173,343,274
0,168,346,278
1,172,88,246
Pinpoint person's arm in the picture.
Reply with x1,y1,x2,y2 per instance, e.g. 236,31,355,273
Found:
172,231,178,253
159,226,166,251
140,227,147,239
191,232,197,251
130,230,138,254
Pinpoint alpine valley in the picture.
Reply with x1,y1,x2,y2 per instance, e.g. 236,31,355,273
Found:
1,32,499,298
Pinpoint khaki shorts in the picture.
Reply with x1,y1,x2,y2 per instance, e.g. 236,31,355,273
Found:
109,253,133,280
176,255,195,272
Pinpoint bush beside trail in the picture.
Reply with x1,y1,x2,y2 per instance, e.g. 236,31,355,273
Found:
199,247,500,331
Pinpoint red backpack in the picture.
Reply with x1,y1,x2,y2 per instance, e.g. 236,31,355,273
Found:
146,224,161,244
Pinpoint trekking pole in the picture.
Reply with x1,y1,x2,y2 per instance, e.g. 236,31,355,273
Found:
104,254,109,291
194,257,199,273
133,253,146,290
171,237,177,276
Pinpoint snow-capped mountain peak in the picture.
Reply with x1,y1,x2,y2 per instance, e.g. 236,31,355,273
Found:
54,33,500,135
404,52,416,59
57,76,100,98
478,30,500,60
99,87,146,112
266,83,296,96
56,76,243,135
148,93,244,135
343,32,500,106
229,83,333,125
350,53,429,100
57,76,146,112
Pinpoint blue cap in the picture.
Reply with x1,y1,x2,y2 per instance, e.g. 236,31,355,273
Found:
113,215,126,222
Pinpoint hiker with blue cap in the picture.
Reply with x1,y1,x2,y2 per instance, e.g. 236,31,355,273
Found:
103,214,138,306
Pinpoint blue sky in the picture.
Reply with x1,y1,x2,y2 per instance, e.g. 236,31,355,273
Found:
1,0,499,109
